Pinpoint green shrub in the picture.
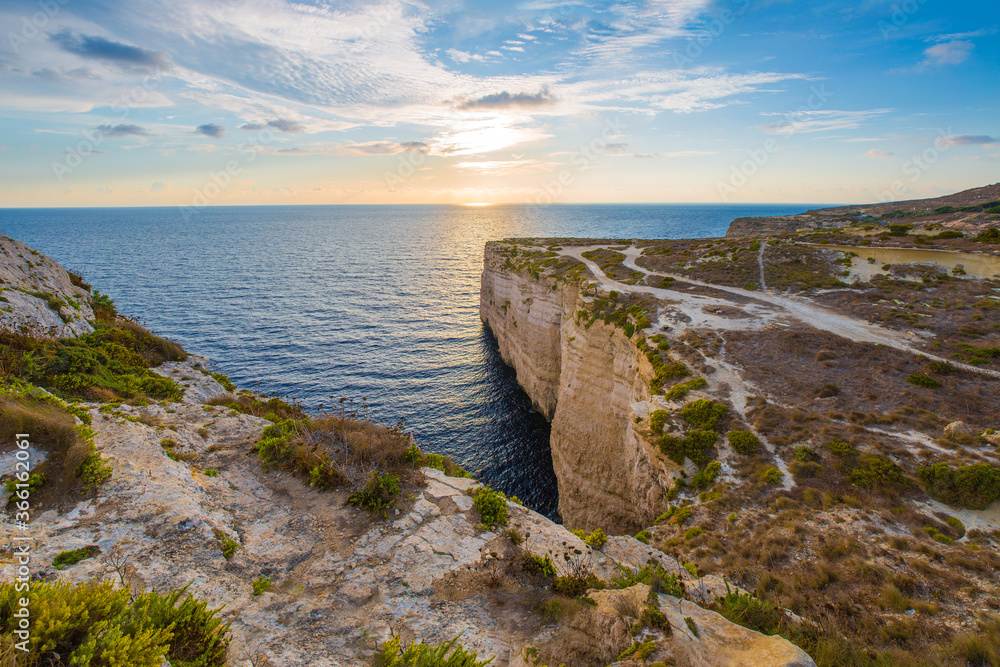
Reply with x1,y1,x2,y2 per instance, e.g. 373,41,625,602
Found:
651,362,690,392
711,584,783,636
847,454,906,491
685,616,700,638
649,409,670,435
679,399,729,430
945,516,966,537
375,635,492,667
918,463,1000,509
658,429,717,466
203,468,219,477
472,486,509,529
728,430,761,456
684,526,703,540
0,579,229,666
612,563,686,598
76,449,112,490
691,461,721,488
664,377,707,402
213,529,240,560
933,230,964,239
252,577,271,596
793,446,820,462
634,530,652,544
349,472,401,516
208,371,236,392
905,373,941,388
585,527,607,549
827,440,858,458
524,553,556,577
52,545,100,570
973,227,1000,243
761,466,783,486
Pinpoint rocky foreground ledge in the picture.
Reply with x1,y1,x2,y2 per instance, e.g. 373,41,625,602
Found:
0,234,814,666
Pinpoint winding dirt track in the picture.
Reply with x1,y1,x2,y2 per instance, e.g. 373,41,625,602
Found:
562,245,1000,381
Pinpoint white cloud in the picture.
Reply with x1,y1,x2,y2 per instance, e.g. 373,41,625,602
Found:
446,49,485,63
863,149,894,158
920,40,974,67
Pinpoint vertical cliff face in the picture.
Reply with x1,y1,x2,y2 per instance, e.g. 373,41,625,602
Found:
480,243,672,532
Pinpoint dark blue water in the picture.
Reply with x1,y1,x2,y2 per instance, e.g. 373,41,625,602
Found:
0,203,810,518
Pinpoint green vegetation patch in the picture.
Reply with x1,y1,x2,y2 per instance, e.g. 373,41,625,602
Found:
52,545,100,570
679,399,729,430
918,463,1000,510
472,486,509,529
0,579,229,666
657,428,717,466
728,430,761,456
375,635,492,667
0,319,186,403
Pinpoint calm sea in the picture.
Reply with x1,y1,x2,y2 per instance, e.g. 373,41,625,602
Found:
0,203,811,518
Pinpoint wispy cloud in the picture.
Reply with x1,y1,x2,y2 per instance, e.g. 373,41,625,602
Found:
940,134,999,147
863,149,894,158
759,109,892,135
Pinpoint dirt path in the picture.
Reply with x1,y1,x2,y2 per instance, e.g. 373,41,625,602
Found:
567,245,1000,380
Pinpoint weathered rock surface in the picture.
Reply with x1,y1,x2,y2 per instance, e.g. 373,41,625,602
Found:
1,356,812,666
0,234,95,336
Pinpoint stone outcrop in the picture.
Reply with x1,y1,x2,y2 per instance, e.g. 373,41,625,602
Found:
0,234,95,336
480,243,673,532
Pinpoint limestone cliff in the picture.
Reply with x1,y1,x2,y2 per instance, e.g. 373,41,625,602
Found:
0,234,95,336
480,243,673,532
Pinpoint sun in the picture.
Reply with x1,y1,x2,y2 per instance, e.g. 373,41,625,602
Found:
461,202,493,207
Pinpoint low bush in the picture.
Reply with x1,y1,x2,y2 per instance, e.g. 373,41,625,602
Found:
649,409,670,435
523,553,557,577
905,373,941,389
847,454,906,491
0,579,229,666
585,527,607,549
472,486,509,529
760,466,784,486
973,227,1000,243
664,377,707,402
634,529,652,544
728,430,761,456
52,545,100,570
690,461,721,488
711,584,783,636
658,429,717,466
349,472,401,516
375,635,492,667
680,399,729,430
918,462,1000,509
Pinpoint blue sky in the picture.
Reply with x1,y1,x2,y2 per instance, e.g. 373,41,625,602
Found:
0,0,996,206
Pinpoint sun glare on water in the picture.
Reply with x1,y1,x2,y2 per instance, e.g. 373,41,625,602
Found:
462,202,493,207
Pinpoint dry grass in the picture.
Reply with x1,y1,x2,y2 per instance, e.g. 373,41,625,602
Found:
0,394,93,508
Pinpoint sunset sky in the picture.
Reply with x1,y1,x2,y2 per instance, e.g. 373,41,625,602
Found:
0,0,997,207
